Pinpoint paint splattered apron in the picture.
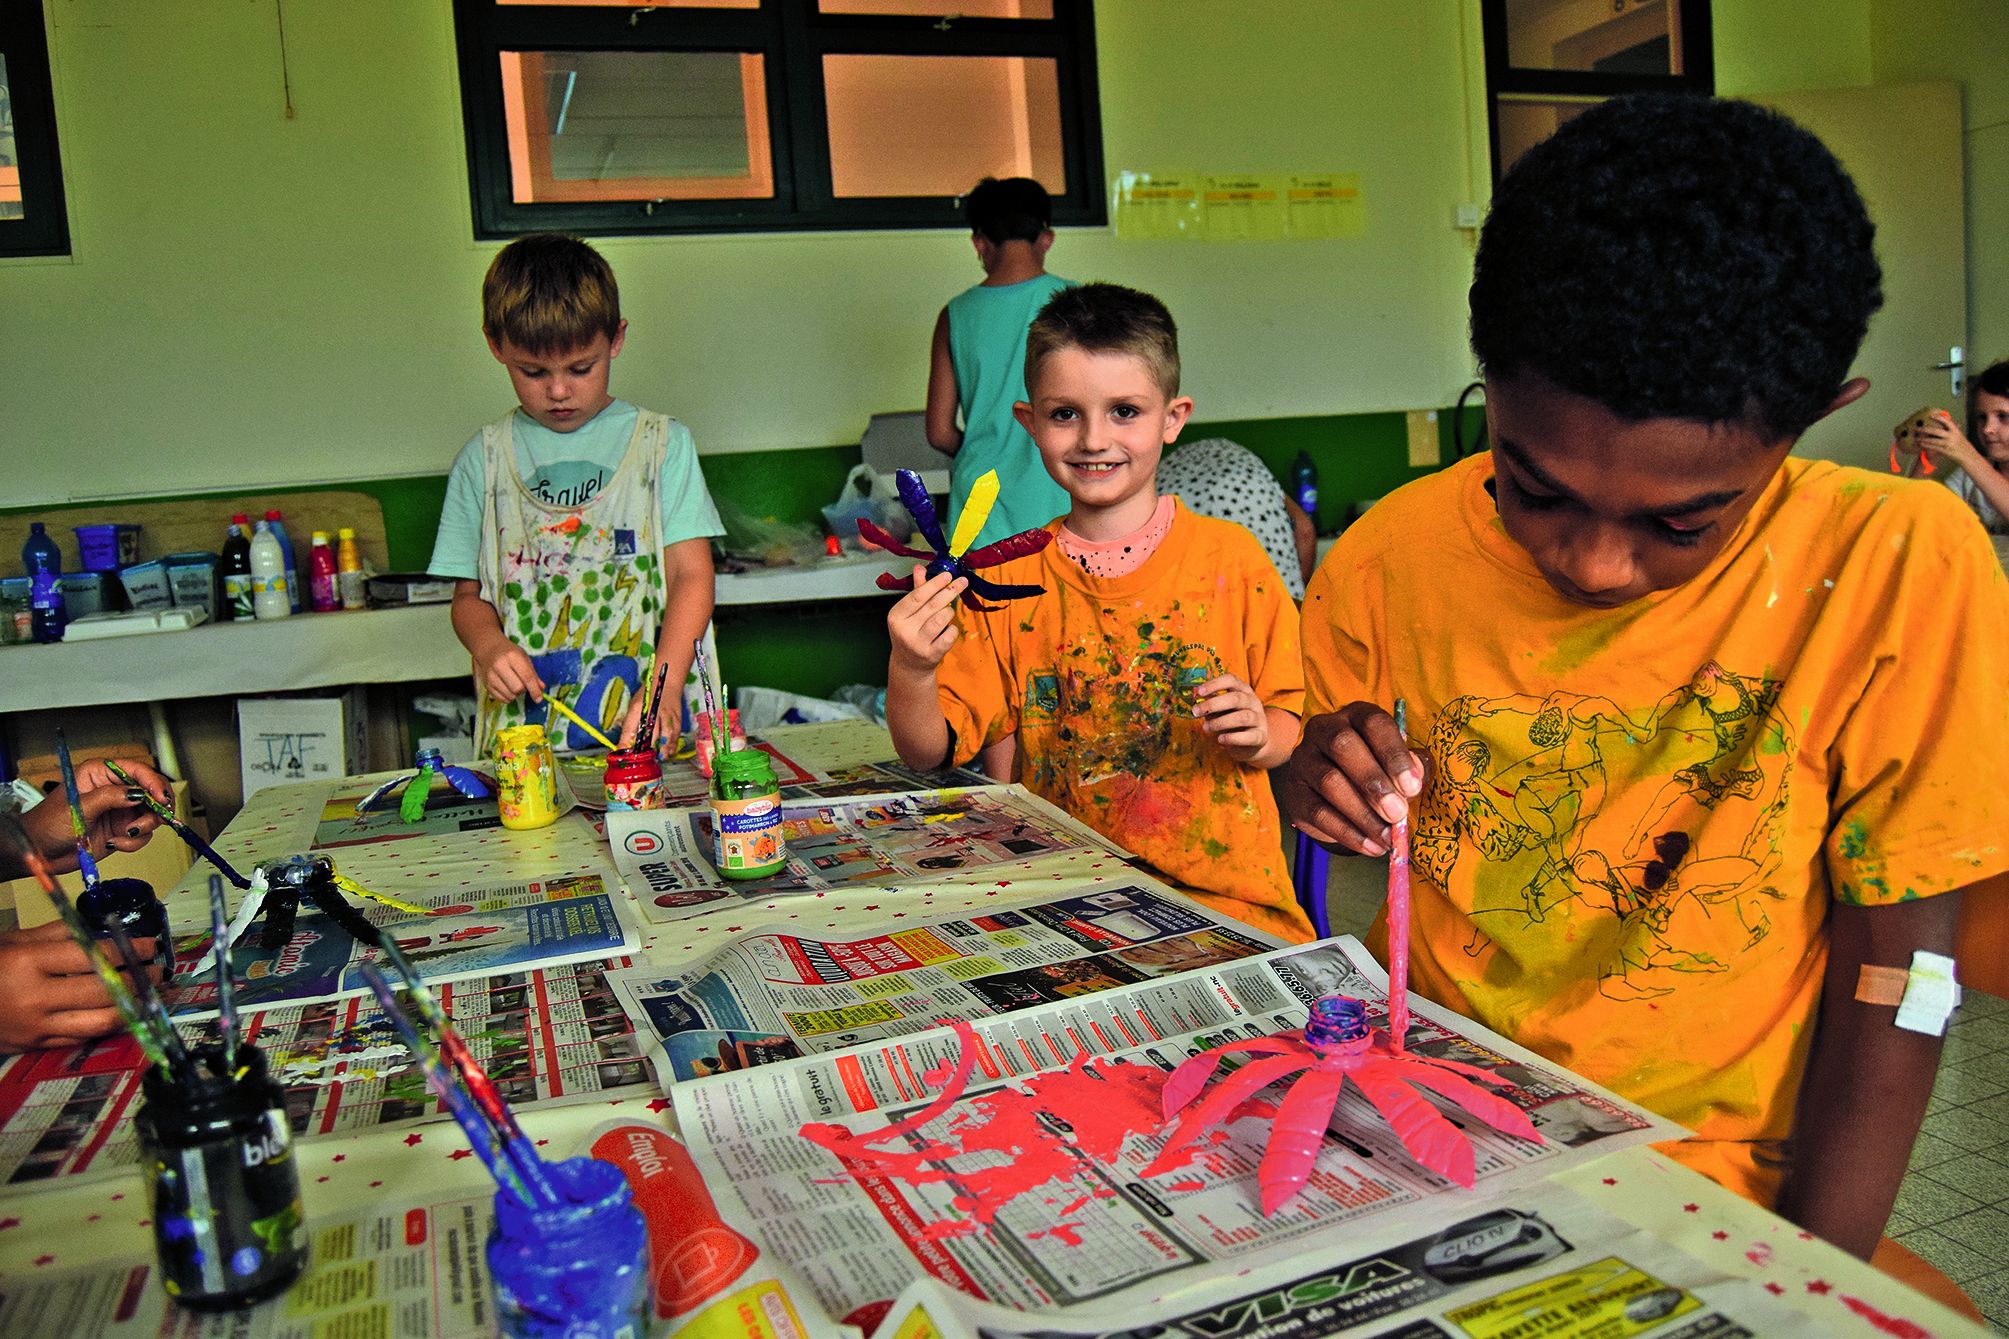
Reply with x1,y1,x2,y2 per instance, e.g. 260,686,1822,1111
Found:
474,410,663,757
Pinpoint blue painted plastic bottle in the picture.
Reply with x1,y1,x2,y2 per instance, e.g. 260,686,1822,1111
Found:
1289,451,1320,530
22,522,66,643
487,1157,649,1338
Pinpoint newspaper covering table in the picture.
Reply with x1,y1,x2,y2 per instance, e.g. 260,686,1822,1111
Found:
876,1180,1824,1339
610,787,1128,924
610,881,1282,1082
672,937,1686,1328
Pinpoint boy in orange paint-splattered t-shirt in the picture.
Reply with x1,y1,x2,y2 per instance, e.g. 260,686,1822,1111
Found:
885,284,1310,942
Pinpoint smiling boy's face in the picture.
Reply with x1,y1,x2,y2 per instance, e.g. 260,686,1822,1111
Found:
1485,369,1798,608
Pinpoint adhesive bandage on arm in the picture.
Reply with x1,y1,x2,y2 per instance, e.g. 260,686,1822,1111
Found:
1854,951,1962,1036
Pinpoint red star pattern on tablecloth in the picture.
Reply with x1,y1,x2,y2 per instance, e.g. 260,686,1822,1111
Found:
1766,1283,1785,1296
404,1132,424,1147
647,1098,671,1112
449,1148,474,1161
0,1218,18,1231
1712,1230,1728,1240
1682,1203,1699,1213
1601,1177,1617,1185
33,1254,53,1267
1805,1280,1831,1295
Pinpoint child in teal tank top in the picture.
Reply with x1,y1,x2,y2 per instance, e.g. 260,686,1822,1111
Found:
925,177,1074,552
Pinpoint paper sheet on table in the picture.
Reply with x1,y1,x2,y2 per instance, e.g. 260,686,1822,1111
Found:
877,1179,1823,1338
609,878,1283,1084
609,785,1129,925
673,936,1686,1327
158,871,638,1019
0,957,651,1192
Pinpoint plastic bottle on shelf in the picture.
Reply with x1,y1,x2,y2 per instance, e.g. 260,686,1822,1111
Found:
336,527,366,611
220,514,254,621
1289,451,1320,530
249,519,291,621
307,531,339,612
263,509,301,613
22,522,67,643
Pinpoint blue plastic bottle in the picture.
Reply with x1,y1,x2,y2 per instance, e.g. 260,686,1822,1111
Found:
263,510,301,613
487,1157,649,1338
1289,451,1320,530
22,522,67,643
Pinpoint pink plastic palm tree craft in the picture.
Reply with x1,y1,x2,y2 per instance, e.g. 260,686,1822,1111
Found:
1150,701,1544,1213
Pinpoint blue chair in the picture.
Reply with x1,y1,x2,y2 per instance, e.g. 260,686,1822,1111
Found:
1292,829,1333,939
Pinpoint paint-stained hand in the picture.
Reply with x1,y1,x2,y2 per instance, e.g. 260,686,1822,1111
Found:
1283,702,1426,857
1193,675,1271,762
1915,410,1983,472
0,922,162,1052
617,692,677,755
14,764,166,875
475,640,545,706
887,566,969,674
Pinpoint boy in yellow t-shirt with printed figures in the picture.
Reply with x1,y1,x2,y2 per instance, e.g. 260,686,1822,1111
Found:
1285,95,2009,1262
886,282,1311,943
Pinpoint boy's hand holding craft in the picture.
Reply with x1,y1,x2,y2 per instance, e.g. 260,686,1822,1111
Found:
0,921,162,1052
887,566,969,674
1283,702,1426,858
1192,674,1297,768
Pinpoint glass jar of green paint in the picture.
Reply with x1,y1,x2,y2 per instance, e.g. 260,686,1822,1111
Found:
710,748,786,879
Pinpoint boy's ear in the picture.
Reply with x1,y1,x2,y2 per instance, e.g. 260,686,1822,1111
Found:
1161,395,1195,442
1033,229,1055,259
485,331,509,364
608,318,629,360
1013,399,1036,434
1813,376,1871,424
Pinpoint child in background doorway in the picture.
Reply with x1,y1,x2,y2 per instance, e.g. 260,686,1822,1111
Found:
925,177,1074,553
1285,95,2009,1258
429,234,722,757
890,284,1311,942
1915,357,2009,533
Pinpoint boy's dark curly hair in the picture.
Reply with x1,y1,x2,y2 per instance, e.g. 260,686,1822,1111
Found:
962,177,1053,245
1470,94,1884,442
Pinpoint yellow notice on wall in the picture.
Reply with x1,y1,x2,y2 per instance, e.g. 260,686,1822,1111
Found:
1288,172,1365,238
1112,170,1203,240
1202,175,1288,241
1443,1258,1700,1339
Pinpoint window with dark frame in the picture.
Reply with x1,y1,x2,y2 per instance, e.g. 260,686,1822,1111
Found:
453,0,1105,239
1481,0,1712,182
0,3,70,259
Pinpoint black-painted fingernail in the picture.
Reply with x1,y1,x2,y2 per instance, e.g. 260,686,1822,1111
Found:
127,826,143,838
125,788,147,803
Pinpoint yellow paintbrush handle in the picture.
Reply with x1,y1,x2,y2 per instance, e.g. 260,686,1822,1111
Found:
542,695,620,751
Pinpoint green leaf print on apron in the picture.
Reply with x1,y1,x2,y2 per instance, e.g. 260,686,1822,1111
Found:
474,410,664,757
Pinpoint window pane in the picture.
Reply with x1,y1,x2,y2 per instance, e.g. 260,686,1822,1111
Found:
819,1,1054,17
824,54,1063,199
1495,96,1598,175
498,1,758,8
500,50,774,202
1504,0,1681,75
0,54,22,222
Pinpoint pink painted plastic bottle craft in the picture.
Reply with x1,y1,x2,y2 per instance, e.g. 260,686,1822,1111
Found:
1152,993,1544,1212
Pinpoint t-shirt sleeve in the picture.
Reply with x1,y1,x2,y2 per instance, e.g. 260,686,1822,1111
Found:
1299,531,1378,718
935,602,1019,767
1230,530,1304,716
1825,498,2009,904
427,432,488,580
658,421,725,545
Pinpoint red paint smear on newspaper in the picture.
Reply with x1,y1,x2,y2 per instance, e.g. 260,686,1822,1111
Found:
800,1021,1266,1238
1841,1295,1932,1339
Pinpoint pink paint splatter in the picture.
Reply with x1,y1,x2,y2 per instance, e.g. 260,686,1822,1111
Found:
799,1022,1229,1231
1031,1223,1084,1246
1841,1296,1932,1339
1744,1242,1772,1267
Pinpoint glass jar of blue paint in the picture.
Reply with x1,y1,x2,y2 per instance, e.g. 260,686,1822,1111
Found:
487,1156,649,1338
80,875,176,980
135,1045,308,1309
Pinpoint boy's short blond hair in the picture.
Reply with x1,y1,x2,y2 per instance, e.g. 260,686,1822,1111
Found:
482,233,622,355
1025,282,1180,398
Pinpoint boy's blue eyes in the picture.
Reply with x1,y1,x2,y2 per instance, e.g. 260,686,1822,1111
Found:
1045,405,1143,422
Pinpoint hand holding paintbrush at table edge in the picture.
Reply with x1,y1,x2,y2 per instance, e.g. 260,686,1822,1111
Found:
0,757,172,882
0,920,164,1053
1280,701,1428,859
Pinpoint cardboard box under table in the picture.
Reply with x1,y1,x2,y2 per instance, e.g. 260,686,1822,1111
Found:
238,687,367,800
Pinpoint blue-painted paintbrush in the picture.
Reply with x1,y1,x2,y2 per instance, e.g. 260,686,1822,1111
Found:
53,730,101,890
104,759,253,890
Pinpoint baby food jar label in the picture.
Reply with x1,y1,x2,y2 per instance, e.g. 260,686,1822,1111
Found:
712,795,785,878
